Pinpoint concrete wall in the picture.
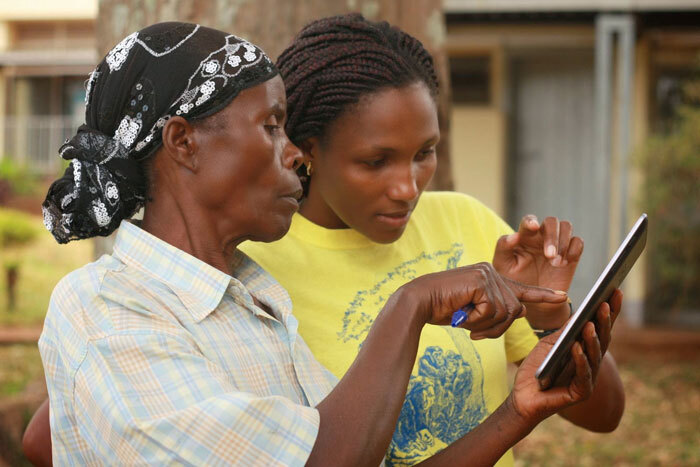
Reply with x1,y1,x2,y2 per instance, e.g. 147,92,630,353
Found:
0,1,97,21
445,0,700,12
446,21,659,319
450,106,506,216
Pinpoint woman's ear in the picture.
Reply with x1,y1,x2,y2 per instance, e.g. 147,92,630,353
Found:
298,137,320,167
161,116,199,172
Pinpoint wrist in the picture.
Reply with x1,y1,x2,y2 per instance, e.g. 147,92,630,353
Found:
501,392,539,438
385,284,428,334
527,300,573,331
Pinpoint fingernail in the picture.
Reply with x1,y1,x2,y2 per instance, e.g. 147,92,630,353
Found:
552,256,561,266
555,290,567,295
546,245,557,257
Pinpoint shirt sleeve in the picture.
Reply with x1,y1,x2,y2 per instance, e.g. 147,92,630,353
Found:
73,331,319,466
504,317,538,363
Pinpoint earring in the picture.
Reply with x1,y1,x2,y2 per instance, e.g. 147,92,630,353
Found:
306,162,313,176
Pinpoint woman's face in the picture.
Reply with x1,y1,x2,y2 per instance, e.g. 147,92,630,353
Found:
302,82,439,244
193,75,303,244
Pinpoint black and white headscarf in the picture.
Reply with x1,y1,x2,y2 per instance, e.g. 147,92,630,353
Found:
42,22,278,243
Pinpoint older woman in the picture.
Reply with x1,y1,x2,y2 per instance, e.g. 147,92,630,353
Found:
33,22,609,466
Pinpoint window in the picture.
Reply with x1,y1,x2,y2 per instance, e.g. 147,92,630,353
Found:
450,55,491,105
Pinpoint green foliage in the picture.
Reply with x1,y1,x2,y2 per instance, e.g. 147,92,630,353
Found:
636,101,700,316
0,208,40,250
0,159,39,197
0,212,92,324
0,345,44,396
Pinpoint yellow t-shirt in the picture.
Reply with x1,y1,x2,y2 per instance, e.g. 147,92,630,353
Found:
240,192,537,466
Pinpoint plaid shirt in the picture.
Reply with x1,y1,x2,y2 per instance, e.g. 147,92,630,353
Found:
39,221,338,466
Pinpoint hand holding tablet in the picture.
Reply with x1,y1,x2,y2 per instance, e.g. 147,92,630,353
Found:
535,214,648,390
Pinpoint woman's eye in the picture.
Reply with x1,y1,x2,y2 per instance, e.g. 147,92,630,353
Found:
364,158,386,168
415,147,436,161
264,114,282,134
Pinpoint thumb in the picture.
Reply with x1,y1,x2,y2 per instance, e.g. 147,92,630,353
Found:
493,233,519,265
502,276,568,303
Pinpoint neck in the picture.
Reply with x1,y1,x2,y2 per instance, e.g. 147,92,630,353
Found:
299,183,349,229
141,189,239,276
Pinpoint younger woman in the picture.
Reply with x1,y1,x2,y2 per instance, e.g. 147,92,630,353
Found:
240,14,625,466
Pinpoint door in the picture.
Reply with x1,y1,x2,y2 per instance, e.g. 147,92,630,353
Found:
508,50,606,305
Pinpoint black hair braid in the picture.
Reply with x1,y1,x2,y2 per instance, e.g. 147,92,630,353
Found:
276,13,439,194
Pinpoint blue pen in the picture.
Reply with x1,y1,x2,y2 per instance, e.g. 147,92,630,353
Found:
451,303,475,327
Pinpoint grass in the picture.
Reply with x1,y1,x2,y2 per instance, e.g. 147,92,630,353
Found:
514,358,700,466
0,214,93,326
0,344,44,397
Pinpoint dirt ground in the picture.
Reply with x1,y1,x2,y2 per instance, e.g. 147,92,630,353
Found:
0,319,698,465
514,319,700,466
607,320,700,364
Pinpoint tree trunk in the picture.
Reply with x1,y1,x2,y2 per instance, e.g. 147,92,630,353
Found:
94,0,452,256
6,265,17,311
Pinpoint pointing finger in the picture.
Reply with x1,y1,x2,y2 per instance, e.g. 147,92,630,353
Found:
501,276,568,304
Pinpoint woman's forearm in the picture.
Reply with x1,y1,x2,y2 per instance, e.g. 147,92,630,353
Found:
307,289,426,467
307,266,571,466
416,393,536,467
23,398,52,467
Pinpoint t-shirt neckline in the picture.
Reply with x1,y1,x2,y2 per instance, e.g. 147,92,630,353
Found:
288,212,378,250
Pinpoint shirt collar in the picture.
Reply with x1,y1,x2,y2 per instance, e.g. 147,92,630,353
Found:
112,220,233,322
230,251,295,324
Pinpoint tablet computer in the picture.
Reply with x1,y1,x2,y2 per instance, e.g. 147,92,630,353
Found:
535,213,648,390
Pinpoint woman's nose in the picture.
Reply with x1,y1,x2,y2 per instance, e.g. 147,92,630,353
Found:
388,168,419,201
283,140,304,171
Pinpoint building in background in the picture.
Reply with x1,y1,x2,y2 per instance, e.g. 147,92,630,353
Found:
1,0,697,326
445,0,700,325
0,1,97,174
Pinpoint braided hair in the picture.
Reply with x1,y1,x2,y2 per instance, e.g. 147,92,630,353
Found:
277,13,439,190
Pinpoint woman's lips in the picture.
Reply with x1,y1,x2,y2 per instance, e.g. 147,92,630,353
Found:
376,210,411,228
280,187,303,209
281,196,300,210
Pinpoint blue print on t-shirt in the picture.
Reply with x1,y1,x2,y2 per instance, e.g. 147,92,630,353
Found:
386,334,488,465
338,243,464,344
337,244,489,465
